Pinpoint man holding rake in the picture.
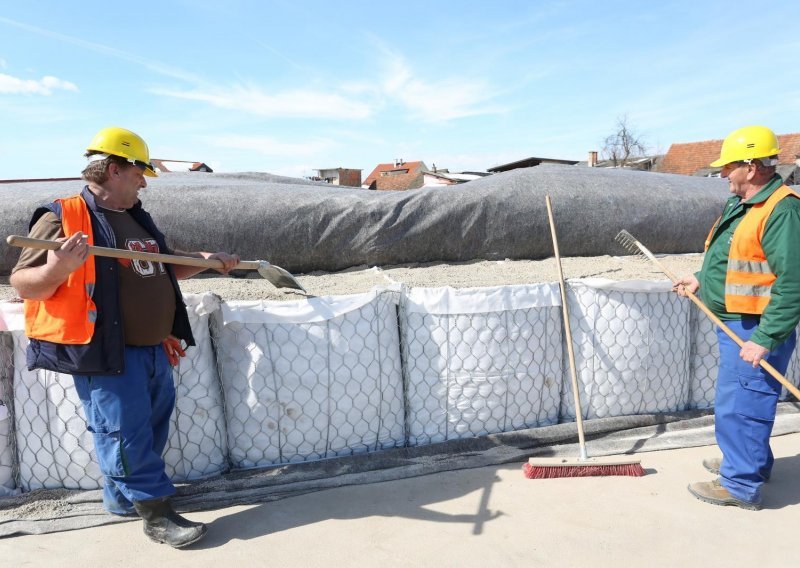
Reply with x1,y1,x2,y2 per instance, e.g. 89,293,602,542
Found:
674,125,800,511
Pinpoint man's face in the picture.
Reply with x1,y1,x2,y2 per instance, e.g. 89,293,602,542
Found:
111,163,147,209
720,161,751,198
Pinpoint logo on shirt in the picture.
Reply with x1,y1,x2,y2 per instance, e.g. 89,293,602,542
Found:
122,238,166,277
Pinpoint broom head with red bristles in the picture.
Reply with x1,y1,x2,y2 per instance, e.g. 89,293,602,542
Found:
523,456,645,478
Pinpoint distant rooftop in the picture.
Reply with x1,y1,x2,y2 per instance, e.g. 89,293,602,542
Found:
151,159,213,173
660,133,800,176
487,156,579,173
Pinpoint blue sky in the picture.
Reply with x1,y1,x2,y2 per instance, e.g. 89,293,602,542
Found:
1,1,798,180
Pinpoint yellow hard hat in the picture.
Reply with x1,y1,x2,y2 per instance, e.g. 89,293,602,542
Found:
86,126,157,177
710,125,780,167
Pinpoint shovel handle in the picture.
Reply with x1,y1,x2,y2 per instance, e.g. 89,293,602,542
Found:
7,234,258,271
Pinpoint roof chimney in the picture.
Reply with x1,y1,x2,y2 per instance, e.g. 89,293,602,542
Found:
588,151,598,167
394,158,404,167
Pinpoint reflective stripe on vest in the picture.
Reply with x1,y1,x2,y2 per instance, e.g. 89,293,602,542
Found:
724,185,800,314
24,195,98,344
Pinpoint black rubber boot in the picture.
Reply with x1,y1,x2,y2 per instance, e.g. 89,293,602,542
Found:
133,497,207,548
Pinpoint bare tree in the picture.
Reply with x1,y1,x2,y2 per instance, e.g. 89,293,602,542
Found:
601,115,647,167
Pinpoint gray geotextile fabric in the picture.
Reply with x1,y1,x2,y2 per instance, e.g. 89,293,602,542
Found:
2,403,798,538
1,166,731,275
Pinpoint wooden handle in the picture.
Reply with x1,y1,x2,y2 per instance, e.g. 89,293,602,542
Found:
6,234,255,271
642,243,800,400
546,196,588,458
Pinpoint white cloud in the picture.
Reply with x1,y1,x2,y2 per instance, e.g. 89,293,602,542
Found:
0,58,6,69
152,45,504,124
0,73,78,95
153,84,373,120
379,50,505,122
203,133,334,157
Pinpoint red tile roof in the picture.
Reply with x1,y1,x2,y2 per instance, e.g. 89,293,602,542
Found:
151,159,212,172
660,133,800,176
363,161,427,190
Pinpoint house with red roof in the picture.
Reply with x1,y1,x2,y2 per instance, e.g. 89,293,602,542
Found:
362,159,428,190
151,159,213,173
659,133,800,183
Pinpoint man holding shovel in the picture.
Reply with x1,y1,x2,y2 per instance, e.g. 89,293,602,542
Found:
10,126,239,547
674,125,800,511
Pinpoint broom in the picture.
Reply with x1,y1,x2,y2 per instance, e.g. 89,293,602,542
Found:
523,197,645,479
615,229,800,401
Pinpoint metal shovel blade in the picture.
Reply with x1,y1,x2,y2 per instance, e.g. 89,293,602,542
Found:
256,261,306,292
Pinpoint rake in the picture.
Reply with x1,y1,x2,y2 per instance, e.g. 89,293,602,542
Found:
615,229,800,400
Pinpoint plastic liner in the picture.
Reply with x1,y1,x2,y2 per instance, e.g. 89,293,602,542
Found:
0,167,732,275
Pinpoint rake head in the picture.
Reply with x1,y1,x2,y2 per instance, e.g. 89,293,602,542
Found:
614,229,651,261
615,229,638,253
614,229,679,282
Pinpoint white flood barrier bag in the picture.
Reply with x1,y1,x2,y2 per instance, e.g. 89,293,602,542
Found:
784,335,800,400
0,296,227,491
689,313,719,409
9,328,101,491
214,288,405,469
0,327,18,495
400,284,563,446
687,306,800,408
563,279,693,420
0,401,14,496
163,293,228,482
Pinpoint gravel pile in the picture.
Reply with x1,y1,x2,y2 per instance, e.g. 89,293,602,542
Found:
0,254,702,303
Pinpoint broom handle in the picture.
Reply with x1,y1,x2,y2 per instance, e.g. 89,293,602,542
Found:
545,196,588,460
632,238,800,401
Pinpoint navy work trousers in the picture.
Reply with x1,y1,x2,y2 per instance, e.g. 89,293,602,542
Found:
73,345,176,514
715,319,796,503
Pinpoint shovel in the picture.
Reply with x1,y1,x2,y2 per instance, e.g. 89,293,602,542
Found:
6,235,306,292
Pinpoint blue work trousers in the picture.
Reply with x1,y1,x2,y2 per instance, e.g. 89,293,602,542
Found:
73,345,176,514
715,319,796,503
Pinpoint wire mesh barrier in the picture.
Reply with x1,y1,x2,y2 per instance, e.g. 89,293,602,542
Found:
163,294,228,482
213,289,405,468
563,281,693,420
0,294,228,492
689,309,720,409
0,333,16,495
400,285,563,445
1,281,800,496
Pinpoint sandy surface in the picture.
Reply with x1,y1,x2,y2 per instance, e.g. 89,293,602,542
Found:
2,432,799,568
0,254,704,302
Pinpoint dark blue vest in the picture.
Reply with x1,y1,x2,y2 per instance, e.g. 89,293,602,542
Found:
26,186,195,375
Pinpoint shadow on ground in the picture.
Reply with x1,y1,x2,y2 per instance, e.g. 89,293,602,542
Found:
192,465,509,548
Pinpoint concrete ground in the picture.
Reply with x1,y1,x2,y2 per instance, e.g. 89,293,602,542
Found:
2,433,799,568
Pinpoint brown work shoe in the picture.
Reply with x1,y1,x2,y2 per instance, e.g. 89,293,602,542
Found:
687,479,761,511
702,457,721,475
701,457,770,481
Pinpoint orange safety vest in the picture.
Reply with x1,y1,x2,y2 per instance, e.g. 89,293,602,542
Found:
24,195,98,344
705,185,800,314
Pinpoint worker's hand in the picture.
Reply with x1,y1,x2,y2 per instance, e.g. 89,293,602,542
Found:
162,334,187,366
208,252,240,274
672,275,699,297
740,341,769,368
48,232,90,277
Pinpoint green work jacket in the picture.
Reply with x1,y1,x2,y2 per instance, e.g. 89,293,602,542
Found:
698,175,800,350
